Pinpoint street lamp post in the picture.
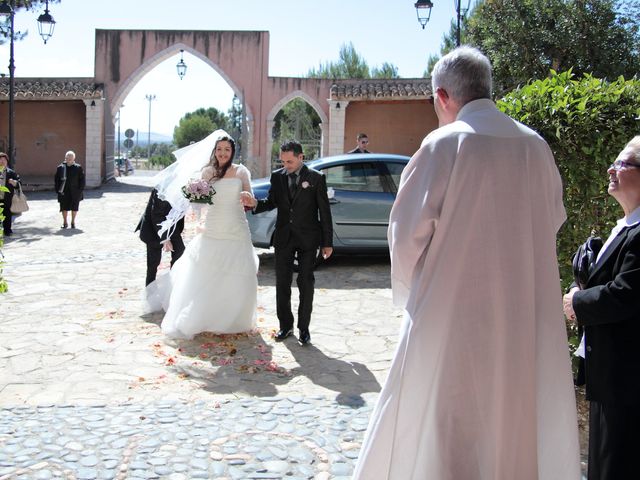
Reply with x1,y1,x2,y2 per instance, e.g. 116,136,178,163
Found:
145,94,156,162
0,0,55,168
116,109,121,159
414,0,470,46
453,0,470,47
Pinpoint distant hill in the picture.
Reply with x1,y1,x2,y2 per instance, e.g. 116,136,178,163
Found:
117,132,173,147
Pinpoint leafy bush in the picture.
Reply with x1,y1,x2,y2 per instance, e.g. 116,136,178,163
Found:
497,71,640,288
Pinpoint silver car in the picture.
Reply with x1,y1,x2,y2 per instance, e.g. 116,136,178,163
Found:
247,153,410,253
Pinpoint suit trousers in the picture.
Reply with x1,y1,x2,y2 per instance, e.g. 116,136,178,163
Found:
274,235,317,332
588,400,640,480
145,239,185,286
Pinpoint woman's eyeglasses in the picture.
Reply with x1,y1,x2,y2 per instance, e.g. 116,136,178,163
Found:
610,159,640,171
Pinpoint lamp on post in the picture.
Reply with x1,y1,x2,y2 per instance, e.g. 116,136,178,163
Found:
414,0,434,29
176,49,187,80
415,0,470,46
0,0,55,169
145,94,156,162
36,0,55,44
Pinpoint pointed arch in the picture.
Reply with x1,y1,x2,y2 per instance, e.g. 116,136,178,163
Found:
265,90,328,164
266,90,328,126
110,43,253,129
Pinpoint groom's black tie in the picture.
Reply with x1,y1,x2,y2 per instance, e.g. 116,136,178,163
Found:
289,173,298,200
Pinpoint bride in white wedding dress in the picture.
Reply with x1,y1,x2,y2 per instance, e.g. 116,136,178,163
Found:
145,132,258,339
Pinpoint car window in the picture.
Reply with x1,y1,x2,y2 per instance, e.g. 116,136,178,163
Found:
385,162,406,191
322,163,384,192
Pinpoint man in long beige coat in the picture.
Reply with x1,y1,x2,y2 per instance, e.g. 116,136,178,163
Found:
353,47,580,480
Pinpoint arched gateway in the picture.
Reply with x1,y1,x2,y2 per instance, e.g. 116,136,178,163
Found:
94,29,334,179
0,29,434,188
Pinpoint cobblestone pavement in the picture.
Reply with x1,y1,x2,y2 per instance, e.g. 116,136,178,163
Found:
0,174,403,479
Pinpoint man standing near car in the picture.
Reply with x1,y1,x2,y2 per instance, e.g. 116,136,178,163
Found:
348,133,371,154
246,140,333,345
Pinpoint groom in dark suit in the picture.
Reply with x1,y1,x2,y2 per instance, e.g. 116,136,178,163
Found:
136,188,185,286
248,141,333,345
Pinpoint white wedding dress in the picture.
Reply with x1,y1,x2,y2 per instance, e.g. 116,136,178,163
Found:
146,176,258,339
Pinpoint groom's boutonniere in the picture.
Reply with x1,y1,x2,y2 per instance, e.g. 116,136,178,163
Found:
301,181,310,189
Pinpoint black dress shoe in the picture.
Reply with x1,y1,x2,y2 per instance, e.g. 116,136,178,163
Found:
275,329,293,341
299,329,311,345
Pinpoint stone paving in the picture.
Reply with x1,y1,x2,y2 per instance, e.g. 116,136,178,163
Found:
0,173,403,479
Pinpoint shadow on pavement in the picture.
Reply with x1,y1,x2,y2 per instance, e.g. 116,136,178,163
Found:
148,330,288,398
283,340,381,407
257,252,391,290
137,320,381,405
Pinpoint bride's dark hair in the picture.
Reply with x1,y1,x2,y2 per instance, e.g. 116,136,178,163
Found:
207,135,236,179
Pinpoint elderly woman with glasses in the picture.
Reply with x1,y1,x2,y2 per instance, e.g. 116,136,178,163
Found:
563,135,640,480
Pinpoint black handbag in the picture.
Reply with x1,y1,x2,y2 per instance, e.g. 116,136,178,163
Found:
572,236,603,290
571,235,603,386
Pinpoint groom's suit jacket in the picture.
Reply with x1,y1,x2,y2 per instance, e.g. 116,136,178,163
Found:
254,165,333,250
573,222,640,405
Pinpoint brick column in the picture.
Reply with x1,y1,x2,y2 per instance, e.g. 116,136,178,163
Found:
83,99,104,187
328,100,348,156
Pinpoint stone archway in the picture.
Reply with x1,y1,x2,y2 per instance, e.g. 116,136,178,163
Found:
94,29,272,177
107,42,256,167
91,29,433,181
265,90,329,167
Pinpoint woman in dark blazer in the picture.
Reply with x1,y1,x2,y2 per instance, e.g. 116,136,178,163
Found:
563,136,640,480
54,150,85,229
0,152,20,237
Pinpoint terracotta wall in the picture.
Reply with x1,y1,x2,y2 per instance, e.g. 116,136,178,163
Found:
344,100,438,157
0,100,86,177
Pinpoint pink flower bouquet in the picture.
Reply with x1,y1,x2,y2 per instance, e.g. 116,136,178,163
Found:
182,178,216,204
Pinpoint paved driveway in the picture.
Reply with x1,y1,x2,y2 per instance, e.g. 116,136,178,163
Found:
0,174,403,478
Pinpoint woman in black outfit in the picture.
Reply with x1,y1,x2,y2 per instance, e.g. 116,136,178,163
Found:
54,150,85,229
0,152,20,237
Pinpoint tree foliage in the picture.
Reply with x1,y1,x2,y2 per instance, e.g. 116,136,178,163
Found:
371,62,400,79
423,1,640,93
307,42,399,79
497,71,640,288
465,0,640,95
173,107,228,148
227,95,244,161
148,143,176,168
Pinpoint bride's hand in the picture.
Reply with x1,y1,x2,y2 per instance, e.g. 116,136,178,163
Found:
240,191,255,207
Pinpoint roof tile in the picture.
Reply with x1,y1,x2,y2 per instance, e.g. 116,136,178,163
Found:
0,78,104,100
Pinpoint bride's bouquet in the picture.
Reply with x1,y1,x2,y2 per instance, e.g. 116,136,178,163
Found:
182,178,216,204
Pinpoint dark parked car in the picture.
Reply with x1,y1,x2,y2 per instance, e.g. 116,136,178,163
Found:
247,153,410,253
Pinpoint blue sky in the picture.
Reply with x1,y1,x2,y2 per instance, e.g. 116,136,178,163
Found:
0,0,458,136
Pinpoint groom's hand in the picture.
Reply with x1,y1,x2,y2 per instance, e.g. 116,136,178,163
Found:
240,191,257,209
321,247,333,260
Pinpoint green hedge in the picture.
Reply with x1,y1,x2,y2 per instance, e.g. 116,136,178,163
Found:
497,71,640,288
